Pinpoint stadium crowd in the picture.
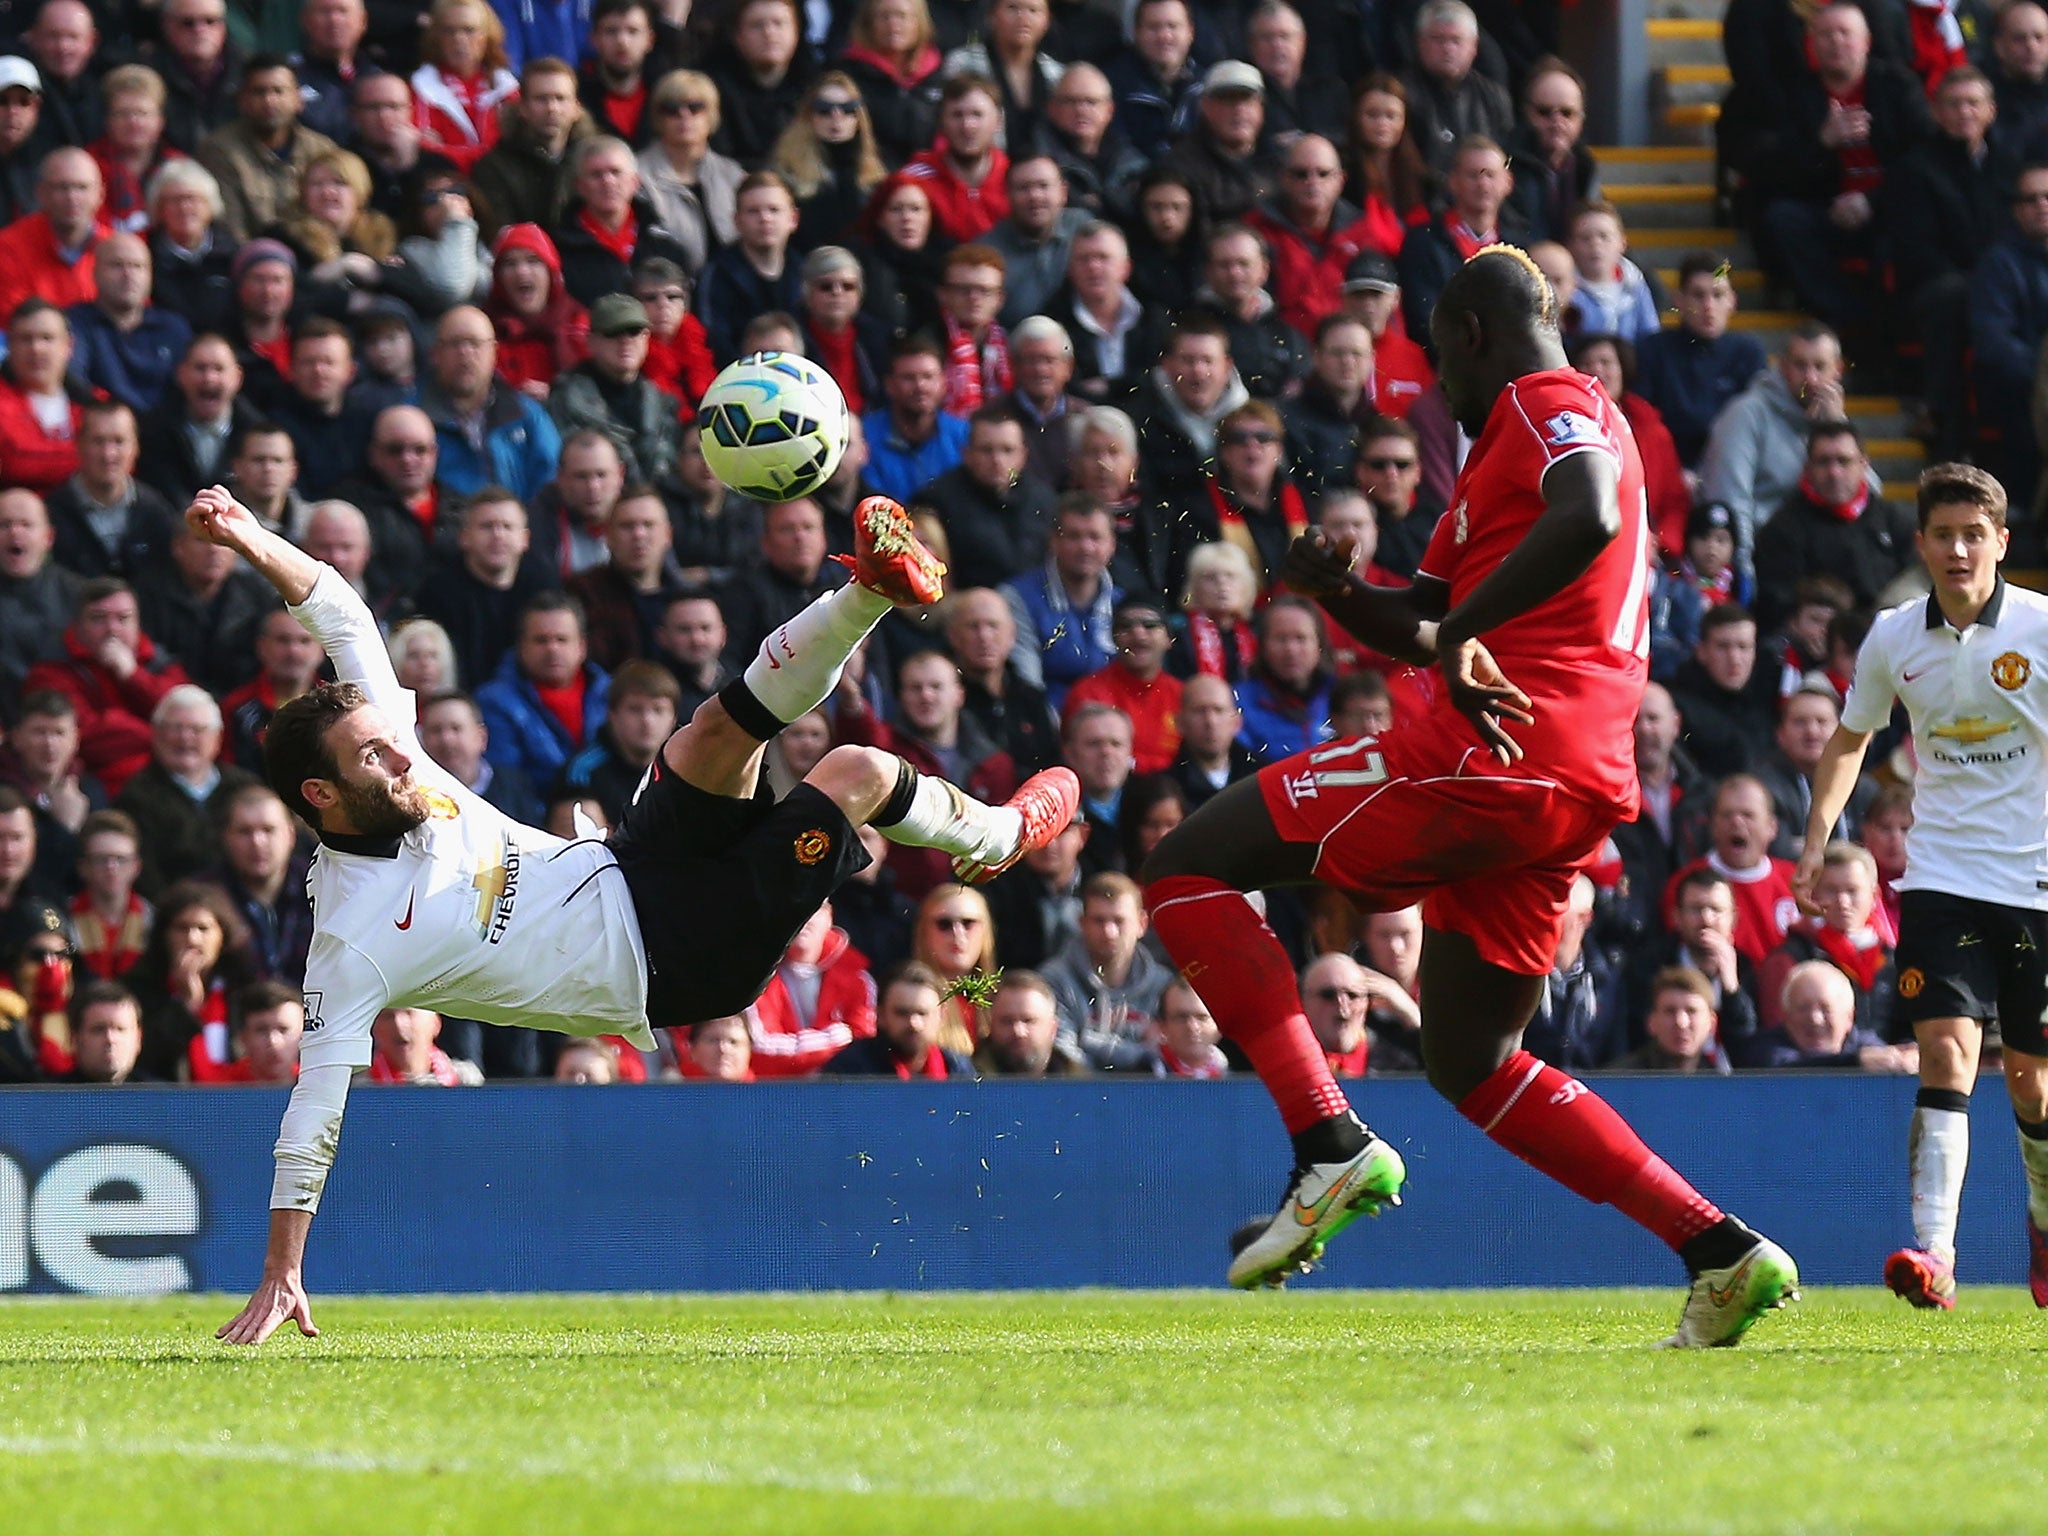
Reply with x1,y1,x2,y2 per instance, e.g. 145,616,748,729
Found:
0,0,2008,1087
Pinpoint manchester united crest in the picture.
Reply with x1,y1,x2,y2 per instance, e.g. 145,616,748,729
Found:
1992,652,2031,691
1899,967,1926,999
793,829,833,866
421,788,461,820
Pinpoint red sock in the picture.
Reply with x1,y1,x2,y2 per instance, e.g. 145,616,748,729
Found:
1145,874,1350,1133
1458,1050,1722,1251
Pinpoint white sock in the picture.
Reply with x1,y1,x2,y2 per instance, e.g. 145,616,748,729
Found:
877,774,1023,864
2017,1121,2048,1229
1910,1103,1970,1262
740,582,891,725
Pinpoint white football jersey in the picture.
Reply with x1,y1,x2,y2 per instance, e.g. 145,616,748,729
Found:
290,568,653,1067
1842,580,2048,910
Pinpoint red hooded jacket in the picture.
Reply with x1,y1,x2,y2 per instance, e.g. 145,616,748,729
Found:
488,223,591,395
747,926,878,1077
22,625,191,794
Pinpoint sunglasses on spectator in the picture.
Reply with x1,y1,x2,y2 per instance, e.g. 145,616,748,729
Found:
932,915,983,931
811,98,860,117
1224,429,1280,446
1365,455,1416,471
660,98,710,115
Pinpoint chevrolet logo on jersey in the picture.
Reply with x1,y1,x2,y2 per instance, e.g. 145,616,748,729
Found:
469,833,522,944
1929,716,2016,746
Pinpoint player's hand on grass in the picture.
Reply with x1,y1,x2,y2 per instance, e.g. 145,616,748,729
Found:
1281,528,1358,599
1791,842,1828,918
1439,637,1534,764
218,1271,320,1346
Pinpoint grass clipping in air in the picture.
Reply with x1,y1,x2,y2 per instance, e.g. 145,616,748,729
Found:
2,1289,2043,1535
942,967,1003,1009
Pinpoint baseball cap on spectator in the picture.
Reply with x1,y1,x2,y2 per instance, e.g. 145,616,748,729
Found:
1342,251,1399,294
1203,60,1264,96
0,57,41,95
0,901,67,968
232,238,298,281
590,294,651,336
1687,501,1735,542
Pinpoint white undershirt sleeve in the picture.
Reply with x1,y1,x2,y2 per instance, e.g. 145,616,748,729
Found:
270,1062,355,1213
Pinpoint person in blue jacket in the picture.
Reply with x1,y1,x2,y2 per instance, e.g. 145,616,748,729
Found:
475,590,613,788
1233,595,1332,763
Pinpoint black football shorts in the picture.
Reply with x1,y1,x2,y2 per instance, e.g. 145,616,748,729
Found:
1892,889,2048,1055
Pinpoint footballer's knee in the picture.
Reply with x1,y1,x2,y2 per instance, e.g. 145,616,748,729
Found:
805,744,899,822
2005,1047,2048,1123
1421,1031,1512,1106
1914,1018,1979,1092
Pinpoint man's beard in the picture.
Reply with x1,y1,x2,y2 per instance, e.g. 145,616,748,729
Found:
336,774,431,839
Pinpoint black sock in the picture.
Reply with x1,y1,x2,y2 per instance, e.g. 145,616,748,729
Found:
2018,1113,2048,1140
870,757,920,827
1292,1110,1369,1167
716,679,785,743
1918,1086,1972,1114
1679,1215,1759,1277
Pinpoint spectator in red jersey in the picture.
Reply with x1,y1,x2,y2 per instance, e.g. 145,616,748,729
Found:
23,579,193,797
1067,598,1182,774
680,1014,752,1080
634,258,715,414
369,1005,487,1084
0,302,89,495
487,222,590,403
1568,334,1687,559
1504,58,1598,246
214,980,303,1084
1337,250,1434,411
903,73,1010,242
745,899,878,1076
60,979,158,1083
975,967,1089,1076
835,647,1019,899
1760,840,1894,1034
821,959,974,1077
1665,774,1800,966
579,0,658,147
0,147,104,323
1150,974,1227,1076
1168,540,1257,683
1733,2,1930,338
1340,74,1431,258
69,811,148,981
219,607,326,774
128,879,259,1081
411,0,520,175
1189,400,1307,590
1245,134,1374,341
1302,951,1372,1075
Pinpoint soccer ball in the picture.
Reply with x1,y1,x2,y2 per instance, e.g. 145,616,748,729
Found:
697,352,851,501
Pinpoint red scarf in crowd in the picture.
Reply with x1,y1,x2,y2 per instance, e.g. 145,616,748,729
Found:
1157,1040,1228,1078
1791,916,1890,992
1187,612,1256,679
579,205,639,265
1905,0,1967,89
70,891,148,979
184,978,236,1083
1205,476,1309,580
811,323,864,414
602,81,648,140
1447,217,1494,260
1325,1040,1369,1076
1823,76,1885,194
942,316,1011,413
1801,471,1871,522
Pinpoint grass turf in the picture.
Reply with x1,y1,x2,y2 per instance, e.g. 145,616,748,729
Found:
0,1288,2041,1535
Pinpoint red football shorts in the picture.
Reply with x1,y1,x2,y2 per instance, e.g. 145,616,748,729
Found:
1256,722,1619,975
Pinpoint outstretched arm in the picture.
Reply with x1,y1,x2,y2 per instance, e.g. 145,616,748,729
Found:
186,485,321,604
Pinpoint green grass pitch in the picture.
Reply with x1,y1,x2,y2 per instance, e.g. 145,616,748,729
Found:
2,1288,2043,1535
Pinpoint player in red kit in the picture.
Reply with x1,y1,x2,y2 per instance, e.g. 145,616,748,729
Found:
1141,248,1799,1346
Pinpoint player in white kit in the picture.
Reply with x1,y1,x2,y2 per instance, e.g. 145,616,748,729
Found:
1797,463,2048,1309
193,486,1079,1345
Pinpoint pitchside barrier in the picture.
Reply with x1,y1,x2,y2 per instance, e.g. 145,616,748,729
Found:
0,1076,2028,1297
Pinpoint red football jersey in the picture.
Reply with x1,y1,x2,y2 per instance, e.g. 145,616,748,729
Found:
1416,367,1652,816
